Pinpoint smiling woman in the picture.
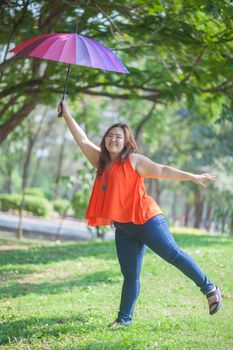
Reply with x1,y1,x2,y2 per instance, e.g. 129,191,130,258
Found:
97,123,138,177
58,100,222,328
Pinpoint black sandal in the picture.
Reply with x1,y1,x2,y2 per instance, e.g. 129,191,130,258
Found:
206,286,222,315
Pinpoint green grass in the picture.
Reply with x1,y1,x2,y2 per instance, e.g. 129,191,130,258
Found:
0,231,233,350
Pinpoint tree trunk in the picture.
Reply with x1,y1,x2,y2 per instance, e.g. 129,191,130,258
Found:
221,217,226,234
54,134,67,199
193,189,204,228
0,167,13,193
22,141,34,190
154,178,163,205
171,191,178,224
17,116,44,239
31,117,54,187
184,202,191,227
204,202,213,231
134,103,156,142
17,139,34,239
154,179,161,204
229,218,233,236
17,191,25,240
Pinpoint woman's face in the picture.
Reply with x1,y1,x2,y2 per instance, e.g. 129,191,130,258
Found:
105,127,125,159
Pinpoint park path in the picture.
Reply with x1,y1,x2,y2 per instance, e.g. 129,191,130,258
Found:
0,211,114,241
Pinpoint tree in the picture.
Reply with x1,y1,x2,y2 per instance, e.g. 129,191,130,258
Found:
1,0,233,142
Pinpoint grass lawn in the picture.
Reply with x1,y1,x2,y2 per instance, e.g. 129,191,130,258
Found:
0,230,232,350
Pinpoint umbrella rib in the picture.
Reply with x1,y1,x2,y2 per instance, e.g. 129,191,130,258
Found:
78,35,95,68
79,35,108,70
44,35,68,62
58,36,72,63
86,36,126,72
86,38,109,71
108,48,126,71
92,40,118,71
28,35,65,61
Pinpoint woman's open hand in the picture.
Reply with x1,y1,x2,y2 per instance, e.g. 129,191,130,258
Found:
191,173,216,187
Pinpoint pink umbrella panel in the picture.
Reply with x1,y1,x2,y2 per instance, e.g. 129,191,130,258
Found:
10,33,129,74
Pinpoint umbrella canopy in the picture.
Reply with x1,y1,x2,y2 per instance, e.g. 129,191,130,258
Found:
10,32,129,117
10,33,129,74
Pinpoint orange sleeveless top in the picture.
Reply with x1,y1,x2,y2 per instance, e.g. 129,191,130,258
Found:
85,156,162,226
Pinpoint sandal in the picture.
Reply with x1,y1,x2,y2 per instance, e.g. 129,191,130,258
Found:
108,319,131,328
108,320,122,329
206,286,222,315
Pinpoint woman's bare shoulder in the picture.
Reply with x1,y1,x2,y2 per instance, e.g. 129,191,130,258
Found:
128,153,145,170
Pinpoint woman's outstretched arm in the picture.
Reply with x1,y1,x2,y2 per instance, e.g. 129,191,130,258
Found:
59,101,101,168
129,153,216,187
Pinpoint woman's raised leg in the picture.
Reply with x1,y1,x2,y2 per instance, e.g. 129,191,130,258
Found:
136,215,215,295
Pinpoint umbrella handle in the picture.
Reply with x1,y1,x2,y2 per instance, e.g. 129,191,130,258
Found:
57,64,71,118
58,25,77,117
57,101,64,118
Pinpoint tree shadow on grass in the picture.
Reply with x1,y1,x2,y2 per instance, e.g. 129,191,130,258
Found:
1,234,232,267
0,313,97,345
0,314,136,348
154,233,233,250
0,270,120,299
0,240,116,266
172,233,233,249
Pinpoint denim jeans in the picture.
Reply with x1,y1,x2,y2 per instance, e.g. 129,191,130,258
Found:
113,214,215,324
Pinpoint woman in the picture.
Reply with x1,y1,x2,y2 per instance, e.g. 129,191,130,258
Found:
58,101,221,327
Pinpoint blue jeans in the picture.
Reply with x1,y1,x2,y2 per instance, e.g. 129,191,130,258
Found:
113,214,215,324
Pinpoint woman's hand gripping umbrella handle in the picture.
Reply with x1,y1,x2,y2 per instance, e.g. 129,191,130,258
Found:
57,101,70,119
57,101,64,118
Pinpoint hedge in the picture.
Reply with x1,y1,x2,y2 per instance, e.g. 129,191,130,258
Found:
52,199,71,215
0,193,51,217
24,188,46,198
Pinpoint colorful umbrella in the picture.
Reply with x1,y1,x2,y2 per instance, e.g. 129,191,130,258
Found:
10,31,129,117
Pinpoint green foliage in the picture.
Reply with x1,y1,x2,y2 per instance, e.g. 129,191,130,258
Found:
2,0,233,143
71,191,89,220
0,193,51,217
24,188,46,198
52,199,71,215
0,194,21,212
211,156,233,234
72,163,95,219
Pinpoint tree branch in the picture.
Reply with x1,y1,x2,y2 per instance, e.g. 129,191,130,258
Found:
201,82,233,93
0,94,39,143
0,93,20,116
67,88,163,103
0,79,42,99
94,2,124,36
135,103,156,141
181,48,206,83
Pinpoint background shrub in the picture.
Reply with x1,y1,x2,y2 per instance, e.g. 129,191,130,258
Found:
0,193,52,217
24,188,46,198
52,199,71,216
71,191,89,219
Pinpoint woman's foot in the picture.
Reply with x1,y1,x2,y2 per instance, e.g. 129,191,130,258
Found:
108,320,122,329
108,320,131,328
206,286,222,315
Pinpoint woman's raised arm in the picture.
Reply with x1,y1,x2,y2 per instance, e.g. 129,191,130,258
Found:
59,101,101,168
